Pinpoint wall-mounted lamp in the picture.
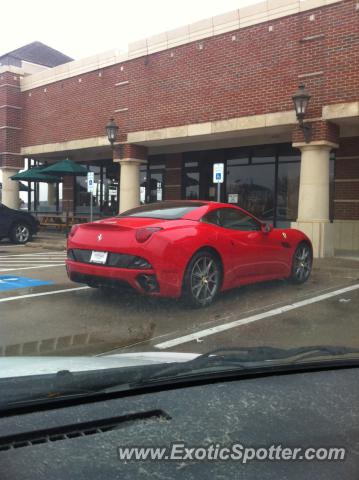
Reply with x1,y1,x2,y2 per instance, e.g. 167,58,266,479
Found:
292,84,312,143
105,118,119,148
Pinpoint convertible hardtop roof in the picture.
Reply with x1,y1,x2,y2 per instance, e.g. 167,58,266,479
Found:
118,201,254,221
126,200,210,210
118,201,209,220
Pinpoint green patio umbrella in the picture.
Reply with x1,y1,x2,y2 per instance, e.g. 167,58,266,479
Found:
41,158,87,176
10,166,59,183
19,182,33,192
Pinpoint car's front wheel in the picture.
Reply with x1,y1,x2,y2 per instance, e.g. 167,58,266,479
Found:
291,242,312,284
10,223,31,244
183,250,222,308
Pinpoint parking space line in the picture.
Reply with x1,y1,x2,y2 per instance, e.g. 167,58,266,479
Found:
0,253,65,258
0,264,65,272
0,260,65,263
155,283,359,350
0,286,90,303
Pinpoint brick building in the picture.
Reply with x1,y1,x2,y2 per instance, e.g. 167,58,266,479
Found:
0,0,358,257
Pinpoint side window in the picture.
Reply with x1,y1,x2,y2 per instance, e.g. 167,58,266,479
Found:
218,208,260,231
201,209,221,226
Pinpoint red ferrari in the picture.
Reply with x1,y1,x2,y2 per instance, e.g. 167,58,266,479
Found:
66,201,313,307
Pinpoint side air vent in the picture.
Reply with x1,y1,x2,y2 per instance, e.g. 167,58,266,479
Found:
0,410,170,452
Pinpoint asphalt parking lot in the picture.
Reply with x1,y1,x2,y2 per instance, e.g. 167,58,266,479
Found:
0,240,358,357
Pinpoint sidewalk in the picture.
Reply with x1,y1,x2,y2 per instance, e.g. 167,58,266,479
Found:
26,229,67,251
313,257,359,283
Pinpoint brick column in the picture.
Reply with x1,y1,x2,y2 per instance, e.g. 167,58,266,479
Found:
114,144,147,213
164,153,182,200
292,121,339,258
62,175,75,214
0,70,23,208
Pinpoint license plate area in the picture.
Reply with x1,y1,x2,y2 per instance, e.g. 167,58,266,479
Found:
90,251,108,264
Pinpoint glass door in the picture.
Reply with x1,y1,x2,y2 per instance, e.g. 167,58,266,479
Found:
140,160,165,204
183,160,200,200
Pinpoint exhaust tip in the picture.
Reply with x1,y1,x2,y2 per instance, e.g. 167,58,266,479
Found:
137,274,159,293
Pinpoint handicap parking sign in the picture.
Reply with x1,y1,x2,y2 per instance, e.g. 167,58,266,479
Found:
0,275,53,292
213,163,224,183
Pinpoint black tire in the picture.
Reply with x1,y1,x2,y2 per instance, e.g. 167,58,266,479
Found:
183,250,222,308
290,242,312,284
10,223,32,244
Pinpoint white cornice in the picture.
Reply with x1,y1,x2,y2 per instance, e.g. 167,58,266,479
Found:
21,136,109,155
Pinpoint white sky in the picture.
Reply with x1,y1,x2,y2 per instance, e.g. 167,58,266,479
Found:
1,0,258,60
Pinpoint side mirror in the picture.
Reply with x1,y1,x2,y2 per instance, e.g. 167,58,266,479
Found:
261,223,273,234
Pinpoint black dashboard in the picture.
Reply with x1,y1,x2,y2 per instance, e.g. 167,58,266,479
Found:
1,367,358,479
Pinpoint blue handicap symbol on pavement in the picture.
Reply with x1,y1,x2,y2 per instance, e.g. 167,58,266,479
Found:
0,275,53,292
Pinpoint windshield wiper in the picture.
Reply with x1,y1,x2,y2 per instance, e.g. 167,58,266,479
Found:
137,345,359,385
3,346,359,412
197,345,359,363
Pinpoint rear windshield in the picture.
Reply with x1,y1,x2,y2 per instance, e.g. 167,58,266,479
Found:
118,202,205,220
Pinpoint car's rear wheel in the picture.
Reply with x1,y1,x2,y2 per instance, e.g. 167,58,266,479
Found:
183,250,222,308
10,223,31,244
291,242,312,284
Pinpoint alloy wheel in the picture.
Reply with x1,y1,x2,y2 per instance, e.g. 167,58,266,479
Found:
190,255,220,304
15,225,30,244
293,244,312,283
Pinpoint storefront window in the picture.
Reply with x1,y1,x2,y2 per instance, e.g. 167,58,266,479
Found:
36,183,58,213
140,166,147,204
58,182,63,213
183,143,302,227
72,162,118,216
227,162,275,220
251,145,276,164
101,164,119,216
276,162,300,225
183,161,200,200
226,146,276,221
75,166,100,214
140,159,165,203
149,165,164,202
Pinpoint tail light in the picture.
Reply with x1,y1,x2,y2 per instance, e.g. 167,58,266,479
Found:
69,224,80,238
135,227,162,243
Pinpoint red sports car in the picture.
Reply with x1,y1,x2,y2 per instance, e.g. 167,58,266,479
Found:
66,201,313,307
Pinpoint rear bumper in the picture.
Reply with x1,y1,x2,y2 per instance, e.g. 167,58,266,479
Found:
65,259,181,298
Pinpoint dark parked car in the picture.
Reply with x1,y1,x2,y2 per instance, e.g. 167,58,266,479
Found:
0,203,39,244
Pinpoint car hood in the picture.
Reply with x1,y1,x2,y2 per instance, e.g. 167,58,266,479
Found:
0,352,199,379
